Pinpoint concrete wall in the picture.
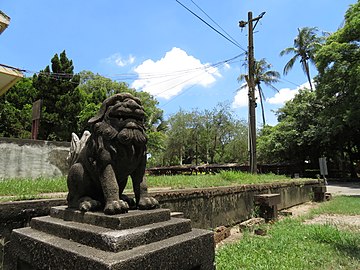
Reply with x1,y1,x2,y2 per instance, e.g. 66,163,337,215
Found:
0,179,321,240
0,180,322,266
0,137,70,179
152,179,320,228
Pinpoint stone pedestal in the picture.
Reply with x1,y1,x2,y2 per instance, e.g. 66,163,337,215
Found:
254,193,281,222
313,185,327,202
4,206,214,270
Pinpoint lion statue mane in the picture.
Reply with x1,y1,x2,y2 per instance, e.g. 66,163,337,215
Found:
67,93,159,215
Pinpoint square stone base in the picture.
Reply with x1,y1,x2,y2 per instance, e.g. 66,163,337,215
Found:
4,207,214,270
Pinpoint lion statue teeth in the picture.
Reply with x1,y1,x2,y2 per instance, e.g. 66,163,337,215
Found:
67,93,159,215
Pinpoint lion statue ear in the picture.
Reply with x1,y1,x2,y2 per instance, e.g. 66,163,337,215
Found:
88,93,138,124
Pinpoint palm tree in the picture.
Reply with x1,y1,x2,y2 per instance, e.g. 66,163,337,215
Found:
238,58,280,126
280,27,324,90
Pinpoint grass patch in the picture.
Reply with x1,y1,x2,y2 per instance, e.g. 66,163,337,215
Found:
309,195,360,216
216,196,360,270
147,171,292,189
0,177,67,199
0,171,298,200
217,219,360,270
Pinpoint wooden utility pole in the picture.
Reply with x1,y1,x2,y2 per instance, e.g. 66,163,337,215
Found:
247,11,257,174
239,11,265,174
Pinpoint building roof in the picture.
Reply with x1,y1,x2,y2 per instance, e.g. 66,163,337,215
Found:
0,11,10,35
0,64,24,96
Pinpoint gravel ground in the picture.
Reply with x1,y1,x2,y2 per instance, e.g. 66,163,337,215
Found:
303,214,360,232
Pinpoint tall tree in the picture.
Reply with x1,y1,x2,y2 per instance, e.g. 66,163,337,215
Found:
161,104,248,166
33,50,82,141
280,27,324,90
238,58,280,126
257,88,322,166
315,1,360,177
0,77,37,138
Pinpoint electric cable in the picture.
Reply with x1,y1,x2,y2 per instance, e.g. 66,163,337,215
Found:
175,0,247,52
189,0,243,50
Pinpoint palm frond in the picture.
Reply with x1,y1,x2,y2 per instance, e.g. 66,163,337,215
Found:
280,47,296,56
283,56,298,75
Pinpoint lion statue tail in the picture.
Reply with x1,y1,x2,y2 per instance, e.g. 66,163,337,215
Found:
67,130,91,166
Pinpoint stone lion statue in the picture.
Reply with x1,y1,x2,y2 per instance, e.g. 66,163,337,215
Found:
67,93,159,215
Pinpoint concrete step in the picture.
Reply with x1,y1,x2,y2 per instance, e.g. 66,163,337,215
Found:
50,206,171,230
30,215,192,252
4,226,215,270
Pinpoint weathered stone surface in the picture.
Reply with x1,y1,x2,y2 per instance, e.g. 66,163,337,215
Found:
213,226,231,244
50,206,171,230
254,193,281,222
31,216,192,252
0,137,70,179
4,207,215,270
0,199,66,240
239,217,265,232
313,185,327,202
254,193,281,206
5,227,214,270
67,93,159,214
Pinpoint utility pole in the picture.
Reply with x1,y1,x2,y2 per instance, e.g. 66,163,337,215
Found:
239,11,265,174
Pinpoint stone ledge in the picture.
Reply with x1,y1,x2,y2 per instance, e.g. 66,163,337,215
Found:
31,215,192,252
50,206,171,230
4,219,215,270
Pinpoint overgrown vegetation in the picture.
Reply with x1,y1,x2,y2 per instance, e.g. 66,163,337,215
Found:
216,196,360,270
0,172,293,201
258,1,360,176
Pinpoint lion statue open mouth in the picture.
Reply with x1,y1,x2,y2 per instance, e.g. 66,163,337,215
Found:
67,93,159,215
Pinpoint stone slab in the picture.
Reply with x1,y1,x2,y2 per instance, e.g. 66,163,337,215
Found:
30,215,192,252
50,206,171,230
313,186,327,193
239,217,265,232
254,193,281,206
4,226,215,270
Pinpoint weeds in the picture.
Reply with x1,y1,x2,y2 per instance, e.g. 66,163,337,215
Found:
216,196,360,270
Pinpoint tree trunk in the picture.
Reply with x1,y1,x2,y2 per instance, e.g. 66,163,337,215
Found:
303,60,313,91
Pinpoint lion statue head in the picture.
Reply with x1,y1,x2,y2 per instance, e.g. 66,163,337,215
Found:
88,93,147,146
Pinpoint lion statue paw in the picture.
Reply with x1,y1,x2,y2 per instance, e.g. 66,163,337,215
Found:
104,200,129,215
138,197,159,210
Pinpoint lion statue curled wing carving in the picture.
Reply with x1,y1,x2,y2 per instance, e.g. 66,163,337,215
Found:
67,93,159,215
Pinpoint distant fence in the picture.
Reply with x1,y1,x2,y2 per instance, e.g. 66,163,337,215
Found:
0,137,347,179
146,163,346,178
146,163,302,177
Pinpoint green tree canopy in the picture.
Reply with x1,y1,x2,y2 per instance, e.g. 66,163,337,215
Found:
0,77,37,138
238,58,280,126
158,103,248,167
33,50,82,141
314,0,360,177
260,1,360,177
280,27,325,90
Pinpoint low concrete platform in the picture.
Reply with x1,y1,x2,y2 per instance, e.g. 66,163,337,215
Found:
4,207,215,270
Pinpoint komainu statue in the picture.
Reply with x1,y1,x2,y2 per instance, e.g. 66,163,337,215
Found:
67,93,159,215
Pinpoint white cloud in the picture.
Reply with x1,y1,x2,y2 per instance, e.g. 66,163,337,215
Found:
266,88,298,105
266,81,311,105
105,53,135,67
232,84,260,108
132,47,221,100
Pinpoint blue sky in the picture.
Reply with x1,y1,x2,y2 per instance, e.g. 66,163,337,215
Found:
0,0,355,125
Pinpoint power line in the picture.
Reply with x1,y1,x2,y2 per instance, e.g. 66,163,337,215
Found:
135,53,246,97
189,0,243,50
176,0,247,52
21,53,245,89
